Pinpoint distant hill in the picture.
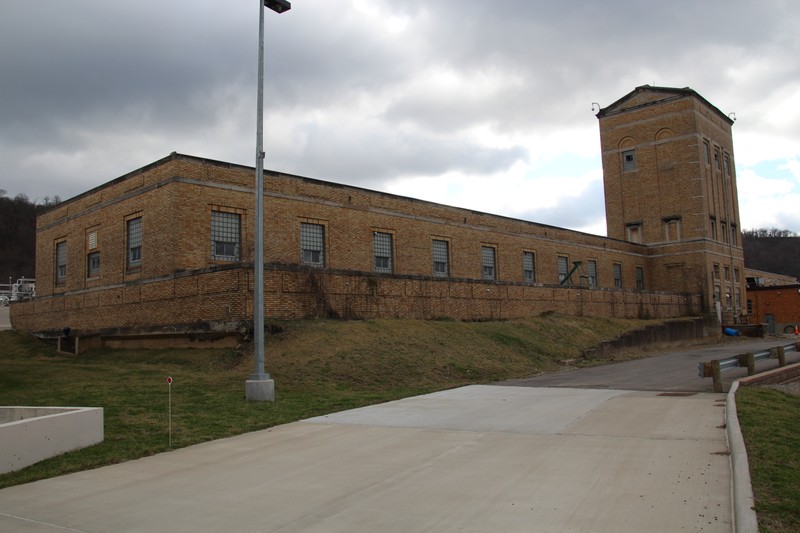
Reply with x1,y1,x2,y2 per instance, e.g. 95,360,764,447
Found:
743,234,800,282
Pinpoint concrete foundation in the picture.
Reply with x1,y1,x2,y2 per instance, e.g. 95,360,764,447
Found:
245,379,275,402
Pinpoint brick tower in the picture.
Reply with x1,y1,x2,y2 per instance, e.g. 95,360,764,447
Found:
597,85,745,323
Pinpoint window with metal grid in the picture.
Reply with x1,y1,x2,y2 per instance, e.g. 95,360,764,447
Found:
55,241,67,285
613,263,622,288
87,252,100,277
373,232,393,273
523,252,535,282
300,222,325,266
481,246,496,280
636,266,645,289
127,217,142,268
432,240,449,277
211,211,240,261
587,260,597,288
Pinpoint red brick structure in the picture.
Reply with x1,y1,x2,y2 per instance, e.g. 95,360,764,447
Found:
12,86,747,345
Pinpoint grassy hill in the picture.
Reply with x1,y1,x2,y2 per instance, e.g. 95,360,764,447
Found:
0,313,655,488
2,314,798,531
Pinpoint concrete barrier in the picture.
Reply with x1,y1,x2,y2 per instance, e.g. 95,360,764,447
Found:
0,407,104,474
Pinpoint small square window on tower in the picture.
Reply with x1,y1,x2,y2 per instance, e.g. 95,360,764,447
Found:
622,149,636,171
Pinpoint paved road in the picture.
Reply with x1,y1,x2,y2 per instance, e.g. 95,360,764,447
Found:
2,335,789,532
501,336,800,392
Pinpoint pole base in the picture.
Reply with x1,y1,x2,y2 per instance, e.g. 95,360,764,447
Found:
245,379,275,402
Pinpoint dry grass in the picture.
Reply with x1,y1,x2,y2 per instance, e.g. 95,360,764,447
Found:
0,314,659,488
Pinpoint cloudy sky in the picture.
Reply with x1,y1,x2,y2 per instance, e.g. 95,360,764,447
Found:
2,0,800,236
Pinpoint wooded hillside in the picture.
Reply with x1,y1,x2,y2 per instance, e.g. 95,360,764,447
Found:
0,192,57,284
742,229,800,282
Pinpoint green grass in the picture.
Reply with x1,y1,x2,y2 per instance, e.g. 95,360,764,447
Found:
737,386,800,533
0,314,674,489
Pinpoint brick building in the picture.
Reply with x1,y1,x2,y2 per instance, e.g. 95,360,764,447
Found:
598,85,745,323
11,86,745,346
744,269,800,334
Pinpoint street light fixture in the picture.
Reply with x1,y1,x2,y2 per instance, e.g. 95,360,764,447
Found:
246,0,291,402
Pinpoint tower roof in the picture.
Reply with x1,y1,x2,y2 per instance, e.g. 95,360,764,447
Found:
596,85,734,125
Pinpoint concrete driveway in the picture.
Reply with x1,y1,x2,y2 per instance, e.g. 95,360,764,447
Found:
2,336,785,532
1,386,732,532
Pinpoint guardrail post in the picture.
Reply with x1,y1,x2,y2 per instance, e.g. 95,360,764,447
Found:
712,360,722,393
738,353,755,375
777,346,786,367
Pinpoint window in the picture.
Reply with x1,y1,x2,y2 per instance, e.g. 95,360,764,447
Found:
432,239,449,277
211,211,241,261
724,154,731,176
734,267,740,285
87,252,100,278
481,246,496,280
664,218,680,241
613,263,622,288
724,266,730,282
587,260,598,288
721,222,728,243
373,232,393,273
703,141,710,165
635,266,644,290
714,285,721,303
127,217,142,269
714,148,721,171
523,252,536,282
713,264,720,280
730,224,737,245
300,222,325,266
557,256,569,284
626,224,642,244
622,149,636,171
55,241,67,285
735,290,742,311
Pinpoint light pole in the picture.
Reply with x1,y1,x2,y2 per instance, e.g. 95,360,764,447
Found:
246,0,291,402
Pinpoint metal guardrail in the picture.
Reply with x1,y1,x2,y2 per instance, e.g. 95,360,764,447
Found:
698,342,799,392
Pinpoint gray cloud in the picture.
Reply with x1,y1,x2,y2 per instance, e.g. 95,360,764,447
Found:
2,0,800,233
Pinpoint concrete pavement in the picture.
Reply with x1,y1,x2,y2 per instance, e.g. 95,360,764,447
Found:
501,336,800,392
0,385,731,532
